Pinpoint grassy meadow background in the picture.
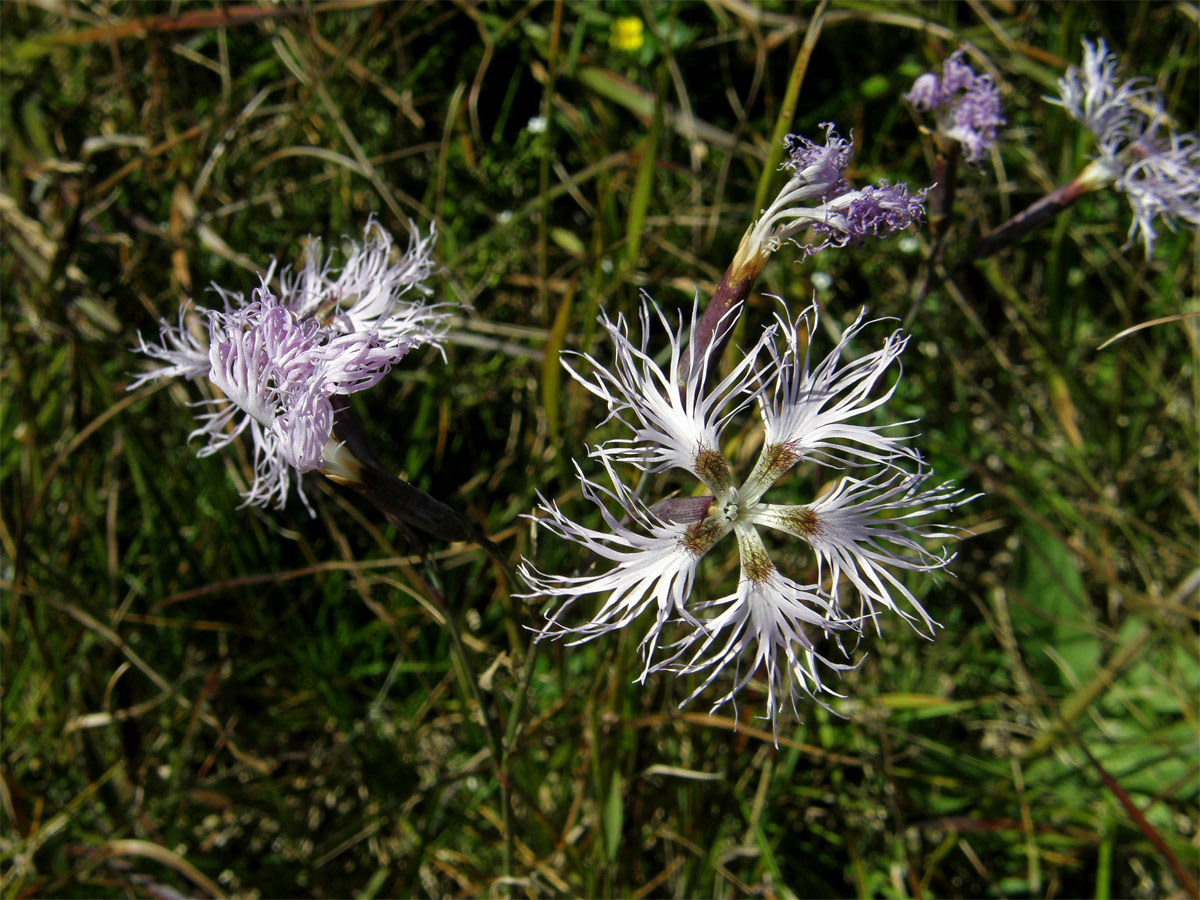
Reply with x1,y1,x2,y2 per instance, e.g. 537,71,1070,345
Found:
2,1,1198,897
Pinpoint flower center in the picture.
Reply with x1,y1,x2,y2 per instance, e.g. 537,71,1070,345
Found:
715,491,750,526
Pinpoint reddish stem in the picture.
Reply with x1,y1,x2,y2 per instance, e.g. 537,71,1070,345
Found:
927,143,960,238
961,176,1090,265
681,240,765,386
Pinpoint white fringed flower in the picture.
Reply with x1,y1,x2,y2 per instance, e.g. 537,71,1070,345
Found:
1050,38,1200,255
751,470,968,636
565,299,776,488
658,525,856,732
521,456,708,669
132,301,211,382
131,221,443,513
738,307,918,503
521,296,972,737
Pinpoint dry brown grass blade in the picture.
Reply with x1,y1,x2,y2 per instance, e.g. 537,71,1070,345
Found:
63,683,179,734
103,839,228,899
88,124,210,198
628,712,864,765
168,183,193,294
1097,312,1200,349
151,554,467,609
44,596,273,775
29,4,338,48
24,390,143,540
0,191,88,285
631,855,687,899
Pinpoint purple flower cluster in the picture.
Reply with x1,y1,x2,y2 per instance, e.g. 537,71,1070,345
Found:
905,50,1005,164
830,182,927,244
737,124,926,268
1051,38,1200,255
782,128,853,199
132,221,444,512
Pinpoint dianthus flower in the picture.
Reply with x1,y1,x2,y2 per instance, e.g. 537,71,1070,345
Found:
520,297,968,737
688,125,927,379
131,220,444,514
1050,37,1200,255
733,125,926,278
905,50,1005,164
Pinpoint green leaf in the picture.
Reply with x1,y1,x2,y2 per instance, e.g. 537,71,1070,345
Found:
549,227,585,257
859,74,891,99
1009,521,1100,686
604,769,623,863
541,276,578,439
623,65,665,269
875,693,979,719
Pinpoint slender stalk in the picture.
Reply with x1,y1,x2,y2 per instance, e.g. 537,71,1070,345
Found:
957,174,1093,268
499,637,541,891
536,0,562,324
680,227,767,386
324,398,522,886
909,164,1104,323
411,555,513,884
681,1,829,386
1077,739,1199,898
351,463,473,542
681,272,753,384
751,0,829,215
904,142,959,328
326,399,515,582
504,639,541,753
927,141,960,238
1019,641,1200,899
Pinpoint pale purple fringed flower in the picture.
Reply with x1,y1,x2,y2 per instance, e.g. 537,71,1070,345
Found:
783,127,854,199
732,124,927,272
519,296,971,739
280,220,440,345
1050,38,1200,255
905,50,1005,164
131,221,444,513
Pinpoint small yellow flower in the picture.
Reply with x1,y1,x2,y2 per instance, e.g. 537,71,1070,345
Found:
610,17,643,52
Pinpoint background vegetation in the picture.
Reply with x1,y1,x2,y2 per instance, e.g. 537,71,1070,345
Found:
2,1,1197,897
